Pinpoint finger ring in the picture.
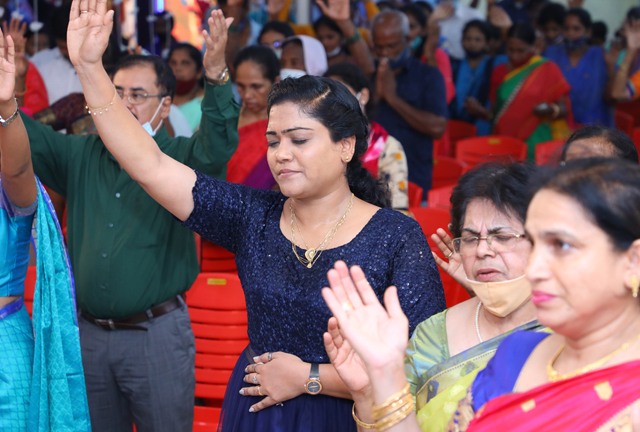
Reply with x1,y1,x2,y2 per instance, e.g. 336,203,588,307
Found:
252,374,258,385
258,386,264,396
446,251,454,259
276,402,284,407
80,10,88,13
267,352,272,362
342,302,353,312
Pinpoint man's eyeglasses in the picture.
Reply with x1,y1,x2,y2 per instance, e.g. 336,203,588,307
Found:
116,89,164,105
452,233,527,256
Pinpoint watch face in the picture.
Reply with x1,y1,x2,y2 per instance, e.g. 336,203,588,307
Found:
306,380,322,394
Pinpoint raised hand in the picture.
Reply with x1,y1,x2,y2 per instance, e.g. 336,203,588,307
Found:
316,0,350,23
430,228,471,294
67,0,114,68
626,23,640,52
2,19,27,78
323,317,370,396
0,29,16,103
201,9,233,80
488,5,512,30
431,3,454,23
321,261,408,374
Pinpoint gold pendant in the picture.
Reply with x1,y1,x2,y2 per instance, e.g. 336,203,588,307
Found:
307,263,312,268
305,249,316,261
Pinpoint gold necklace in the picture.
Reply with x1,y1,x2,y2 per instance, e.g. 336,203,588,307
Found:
289,193,354,269
547,330,640,382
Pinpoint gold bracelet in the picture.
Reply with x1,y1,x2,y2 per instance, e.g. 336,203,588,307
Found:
375,400,414,432
86,86,117,115
373,393,413,422
550,103,560,119
352,403,376,429
372,383,411,420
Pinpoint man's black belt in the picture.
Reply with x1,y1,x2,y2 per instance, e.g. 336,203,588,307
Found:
81,296,183,331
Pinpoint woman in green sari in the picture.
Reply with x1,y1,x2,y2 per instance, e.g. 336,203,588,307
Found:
465,23,573,162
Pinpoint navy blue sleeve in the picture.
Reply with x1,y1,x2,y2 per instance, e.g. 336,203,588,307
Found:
182,171,279,254
390,219,446,336
421,66,449,120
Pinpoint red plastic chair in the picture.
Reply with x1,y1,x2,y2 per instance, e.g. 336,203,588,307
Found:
23,265,36,316
408,181,424,208
432,157,467,190
455,136,528,167
535,139,565,166
200,242,237,273
186,273,248,426
409,208,470,308
448,120,478,156
427,185,455,210
615,110,634,137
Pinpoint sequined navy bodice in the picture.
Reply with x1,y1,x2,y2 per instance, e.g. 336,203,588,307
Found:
0,180,36,297
183,172,445,362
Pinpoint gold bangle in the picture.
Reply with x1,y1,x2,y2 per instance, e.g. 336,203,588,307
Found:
371,383,411,420
373,393,413,421
352,403,376,429
86,86,117,116
375,400,414,432
550,103,560,119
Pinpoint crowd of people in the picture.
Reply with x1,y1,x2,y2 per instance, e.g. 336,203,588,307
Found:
3,0,640,431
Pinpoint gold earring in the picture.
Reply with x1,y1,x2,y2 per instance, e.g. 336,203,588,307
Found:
631,275,639,298
345,157,350,162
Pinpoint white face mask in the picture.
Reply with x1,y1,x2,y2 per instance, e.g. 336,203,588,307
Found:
280,68,307,80
141,97,165,137
356,91,365,113
326,45,342,58
466,274,532,318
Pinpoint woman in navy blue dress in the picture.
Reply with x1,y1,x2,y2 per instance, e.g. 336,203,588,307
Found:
68,7,446,431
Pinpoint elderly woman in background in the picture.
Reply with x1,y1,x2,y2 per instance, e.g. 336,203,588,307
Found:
325,62,409,210
321,161,544,432
280,35,328,79
226,45,280,189
322,157,640,432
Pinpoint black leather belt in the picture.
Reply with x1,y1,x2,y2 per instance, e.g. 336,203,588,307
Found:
81,296,183,331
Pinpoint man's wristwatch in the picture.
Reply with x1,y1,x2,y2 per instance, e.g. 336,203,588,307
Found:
304,363,322,395
0,98,19,127
205,67,230,86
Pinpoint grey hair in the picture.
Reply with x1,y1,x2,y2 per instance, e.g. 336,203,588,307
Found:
371,10,411,40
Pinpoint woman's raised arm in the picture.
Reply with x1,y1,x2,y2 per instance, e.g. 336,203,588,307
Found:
67,0,231,221
0,29,36,209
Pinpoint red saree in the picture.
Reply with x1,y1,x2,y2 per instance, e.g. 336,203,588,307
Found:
467,360,640,432
491,57,571,143
226,119,270,185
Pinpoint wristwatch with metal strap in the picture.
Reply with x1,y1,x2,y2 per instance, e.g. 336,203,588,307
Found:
205,67,230,86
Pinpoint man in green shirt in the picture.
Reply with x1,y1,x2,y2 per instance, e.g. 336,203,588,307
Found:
22,14,239,432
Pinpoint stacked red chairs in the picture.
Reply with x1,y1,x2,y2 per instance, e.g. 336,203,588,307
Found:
410,208,471,308
407,181,424,208
186,272,248,431
455,136,528,167
432,157,468,190
427,185,455,210
200,241,237,273
615,110,634,137
535,139,565,166
448,120,478,156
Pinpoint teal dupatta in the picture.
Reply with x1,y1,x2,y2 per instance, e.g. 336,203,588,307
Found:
28,178,91,432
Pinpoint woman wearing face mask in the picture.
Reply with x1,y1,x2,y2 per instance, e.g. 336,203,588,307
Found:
450,20,507,136
167,43,205,131
280,35,328,79
69,4,446,431
325,62,409,210
322,157,640,432
537,3,566,50
226,45,280,189
321,161,544,432
314,16,351,65
544,8,614,128
465,23,573,162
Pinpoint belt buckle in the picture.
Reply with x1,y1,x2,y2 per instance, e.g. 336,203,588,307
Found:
95,318,117,330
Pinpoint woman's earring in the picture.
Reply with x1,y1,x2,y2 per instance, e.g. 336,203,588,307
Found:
631,275,640,298
345,157,350,162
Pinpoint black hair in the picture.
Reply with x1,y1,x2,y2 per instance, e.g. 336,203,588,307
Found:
566,7,592,30
282,38,303,50
52,2,72,41
259,21,296,43
112,54,177,99
313,15,344,37
399,4,427,28
561,126,639,164
324,62,373,114
463,19,491,42
507,23,536,46
591,21,608,42
534,158,640,251
168,43,203,71
414,1,433,16
233,45,280,83
376,1,397,11
450,161,539,238
537,3,566,28
267,76,391,207
487,22,503,42
628,7,640,23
